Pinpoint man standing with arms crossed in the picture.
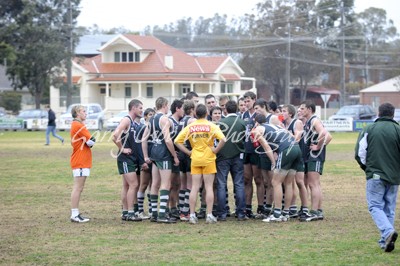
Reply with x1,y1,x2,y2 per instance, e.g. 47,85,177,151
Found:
355,102,400,252
298,100,332,221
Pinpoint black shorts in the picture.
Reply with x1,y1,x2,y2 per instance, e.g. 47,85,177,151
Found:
243,153,260,165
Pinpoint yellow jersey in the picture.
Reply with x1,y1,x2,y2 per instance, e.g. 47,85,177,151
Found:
175,119,225,167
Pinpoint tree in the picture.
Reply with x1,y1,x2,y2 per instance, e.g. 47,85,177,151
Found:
0,0,81,108
240,0,324,104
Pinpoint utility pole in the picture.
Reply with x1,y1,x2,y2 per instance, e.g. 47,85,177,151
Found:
339,1,346,107
364,38,369,87
66,0,73,107
286,21,291,104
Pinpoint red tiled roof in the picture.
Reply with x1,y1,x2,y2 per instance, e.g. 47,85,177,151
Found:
75,35,232,76
196,56,228,73
62,76,81,84
87,75,217,82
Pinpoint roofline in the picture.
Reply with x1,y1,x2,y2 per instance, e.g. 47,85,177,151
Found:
215,56,245,75
98,34,142,51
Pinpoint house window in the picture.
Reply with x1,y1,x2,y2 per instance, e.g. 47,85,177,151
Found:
125,85,131,97
122,52,127,62
99,84,111,96
114,52,139,62
180,84,191,95
114,52,120,62
221,82,233,93
59,84,80,107
146,83,153,98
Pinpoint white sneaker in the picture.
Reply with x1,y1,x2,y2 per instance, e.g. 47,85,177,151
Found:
281,214,289,222
70,214,90,223
262,214,283,223
189,216,198,224
206,214,218,224
136,212,150,220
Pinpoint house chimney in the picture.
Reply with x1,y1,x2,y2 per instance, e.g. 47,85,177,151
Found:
165,55,173,69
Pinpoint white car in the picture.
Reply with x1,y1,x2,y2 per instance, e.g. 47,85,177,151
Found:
17,109,48,131
106,111,128,131
58,103,105,131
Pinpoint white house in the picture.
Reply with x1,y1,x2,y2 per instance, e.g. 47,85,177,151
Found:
50,34,256,115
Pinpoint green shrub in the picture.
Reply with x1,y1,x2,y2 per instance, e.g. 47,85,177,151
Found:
0,91,22,113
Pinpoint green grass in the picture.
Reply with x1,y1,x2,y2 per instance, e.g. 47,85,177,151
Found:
0,131,399,265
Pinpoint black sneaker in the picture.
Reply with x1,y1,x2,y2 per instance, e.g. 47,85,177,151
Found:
157,217,177,224
169,210,180,219
245,210,256,219
264,208,272,217
70,214,89,223
385,231,398,252
300,211,319,222
289,211,299,218
298,210,307,220
226,207,231,217
150,216,158,222
126,213,142,222
121,213,128,221
197,209,206,219
317,210,324,220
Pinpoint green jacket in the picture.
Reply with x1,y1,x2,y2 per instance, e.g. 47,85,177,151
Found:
217,114,246,161
355,117,400,185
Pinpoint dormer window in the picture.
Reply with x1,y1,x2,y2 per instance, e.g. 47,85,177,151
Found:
114,51,140,62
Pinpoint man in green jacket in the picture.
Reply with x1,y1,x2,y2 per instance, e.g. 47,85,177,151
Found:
216,100,247,221
355,102,400,252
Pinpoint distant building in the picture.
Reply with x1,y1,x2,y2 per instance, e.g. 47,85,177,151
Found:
50,34,256,114
359,76,400,108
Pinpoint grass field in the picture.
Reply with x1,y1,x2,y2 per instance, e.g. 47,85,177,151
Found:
0,131,399,265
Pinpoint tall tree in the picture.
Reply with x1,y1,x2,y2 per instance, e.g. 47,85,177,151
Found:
0,0,81,108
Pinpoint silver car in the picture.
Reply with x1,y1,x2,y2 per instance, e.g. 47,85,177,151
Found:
58,103,105,131
329,105,376,121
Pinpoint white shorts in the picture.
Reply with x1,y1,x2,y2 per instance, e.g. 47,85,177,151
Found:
72,168,91,177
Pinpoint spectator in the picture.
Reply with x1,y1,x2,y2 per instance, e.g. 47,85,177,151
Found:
45,105,64,145
355,102,400,252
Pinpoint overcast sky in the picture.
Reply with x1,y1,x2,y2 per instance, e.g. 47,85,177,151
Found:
77,0,400,32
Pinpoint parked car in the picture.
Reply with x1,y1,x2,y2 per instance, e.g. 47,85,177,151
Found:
329,105,376,121
106,111,128,131
17,109,48,130
58,103,105,131
394,109,400,122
